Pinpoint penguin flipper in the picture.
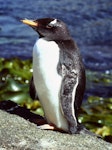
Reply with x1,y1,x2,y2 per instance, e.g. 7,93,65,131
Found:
60,65,79,134
29,76,39,100
60,65,96,136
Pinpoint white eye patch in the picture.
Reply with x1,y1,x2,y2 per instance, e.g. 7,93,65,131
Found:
49,19,62,27
50,19,57,25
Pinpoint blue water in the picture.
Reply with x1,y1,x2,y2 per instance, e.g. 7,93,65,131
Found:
0,0,112,98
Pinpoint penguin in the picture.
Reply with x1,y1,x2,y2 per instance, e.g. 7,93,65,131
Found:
21,18,90,134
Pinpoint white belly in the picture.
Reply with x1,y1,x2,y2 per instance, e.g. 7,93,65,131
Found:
33,38,68,131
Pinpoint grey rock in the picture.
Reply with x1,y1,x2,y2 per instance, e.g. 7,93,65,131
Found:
0,110,112,150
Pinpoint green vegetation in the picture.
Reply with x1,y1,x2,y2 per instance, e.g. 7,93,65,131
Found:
0,58,112,142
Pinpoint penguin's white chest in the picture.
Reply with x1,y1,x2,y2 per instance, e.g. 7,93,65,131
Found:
33,38,68,131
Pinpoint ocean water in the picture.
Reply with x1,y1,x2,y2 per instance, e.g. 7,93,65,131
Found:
0,0,112,98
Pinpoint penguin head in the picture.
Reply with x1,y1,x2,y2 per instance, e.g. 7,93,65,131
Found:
21,18,70,40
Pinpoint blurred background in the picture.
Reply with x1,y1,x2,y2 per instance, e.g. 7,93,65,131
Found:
0,0,112,141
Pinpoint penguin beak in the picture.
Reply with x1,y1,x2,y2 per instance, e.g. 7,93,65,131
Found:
21,19,38,27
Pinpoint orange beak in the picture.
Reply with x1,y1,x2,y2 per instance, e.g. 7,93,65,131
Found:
21,19,38,27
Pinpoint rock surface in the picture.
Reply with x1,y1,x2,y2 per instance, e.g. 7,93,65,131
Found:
0,110,112,150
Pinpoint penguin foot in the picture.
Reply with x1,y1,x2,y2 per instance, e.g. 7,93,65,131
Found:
37,124,55,130
37,124,67,133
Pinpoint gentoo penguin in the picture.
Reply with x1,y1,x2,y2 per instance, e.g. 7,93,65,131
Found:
21,18,90,134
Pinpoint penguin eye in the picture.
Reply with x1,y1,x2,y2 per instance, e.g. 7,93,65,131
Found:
46,24,54,29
